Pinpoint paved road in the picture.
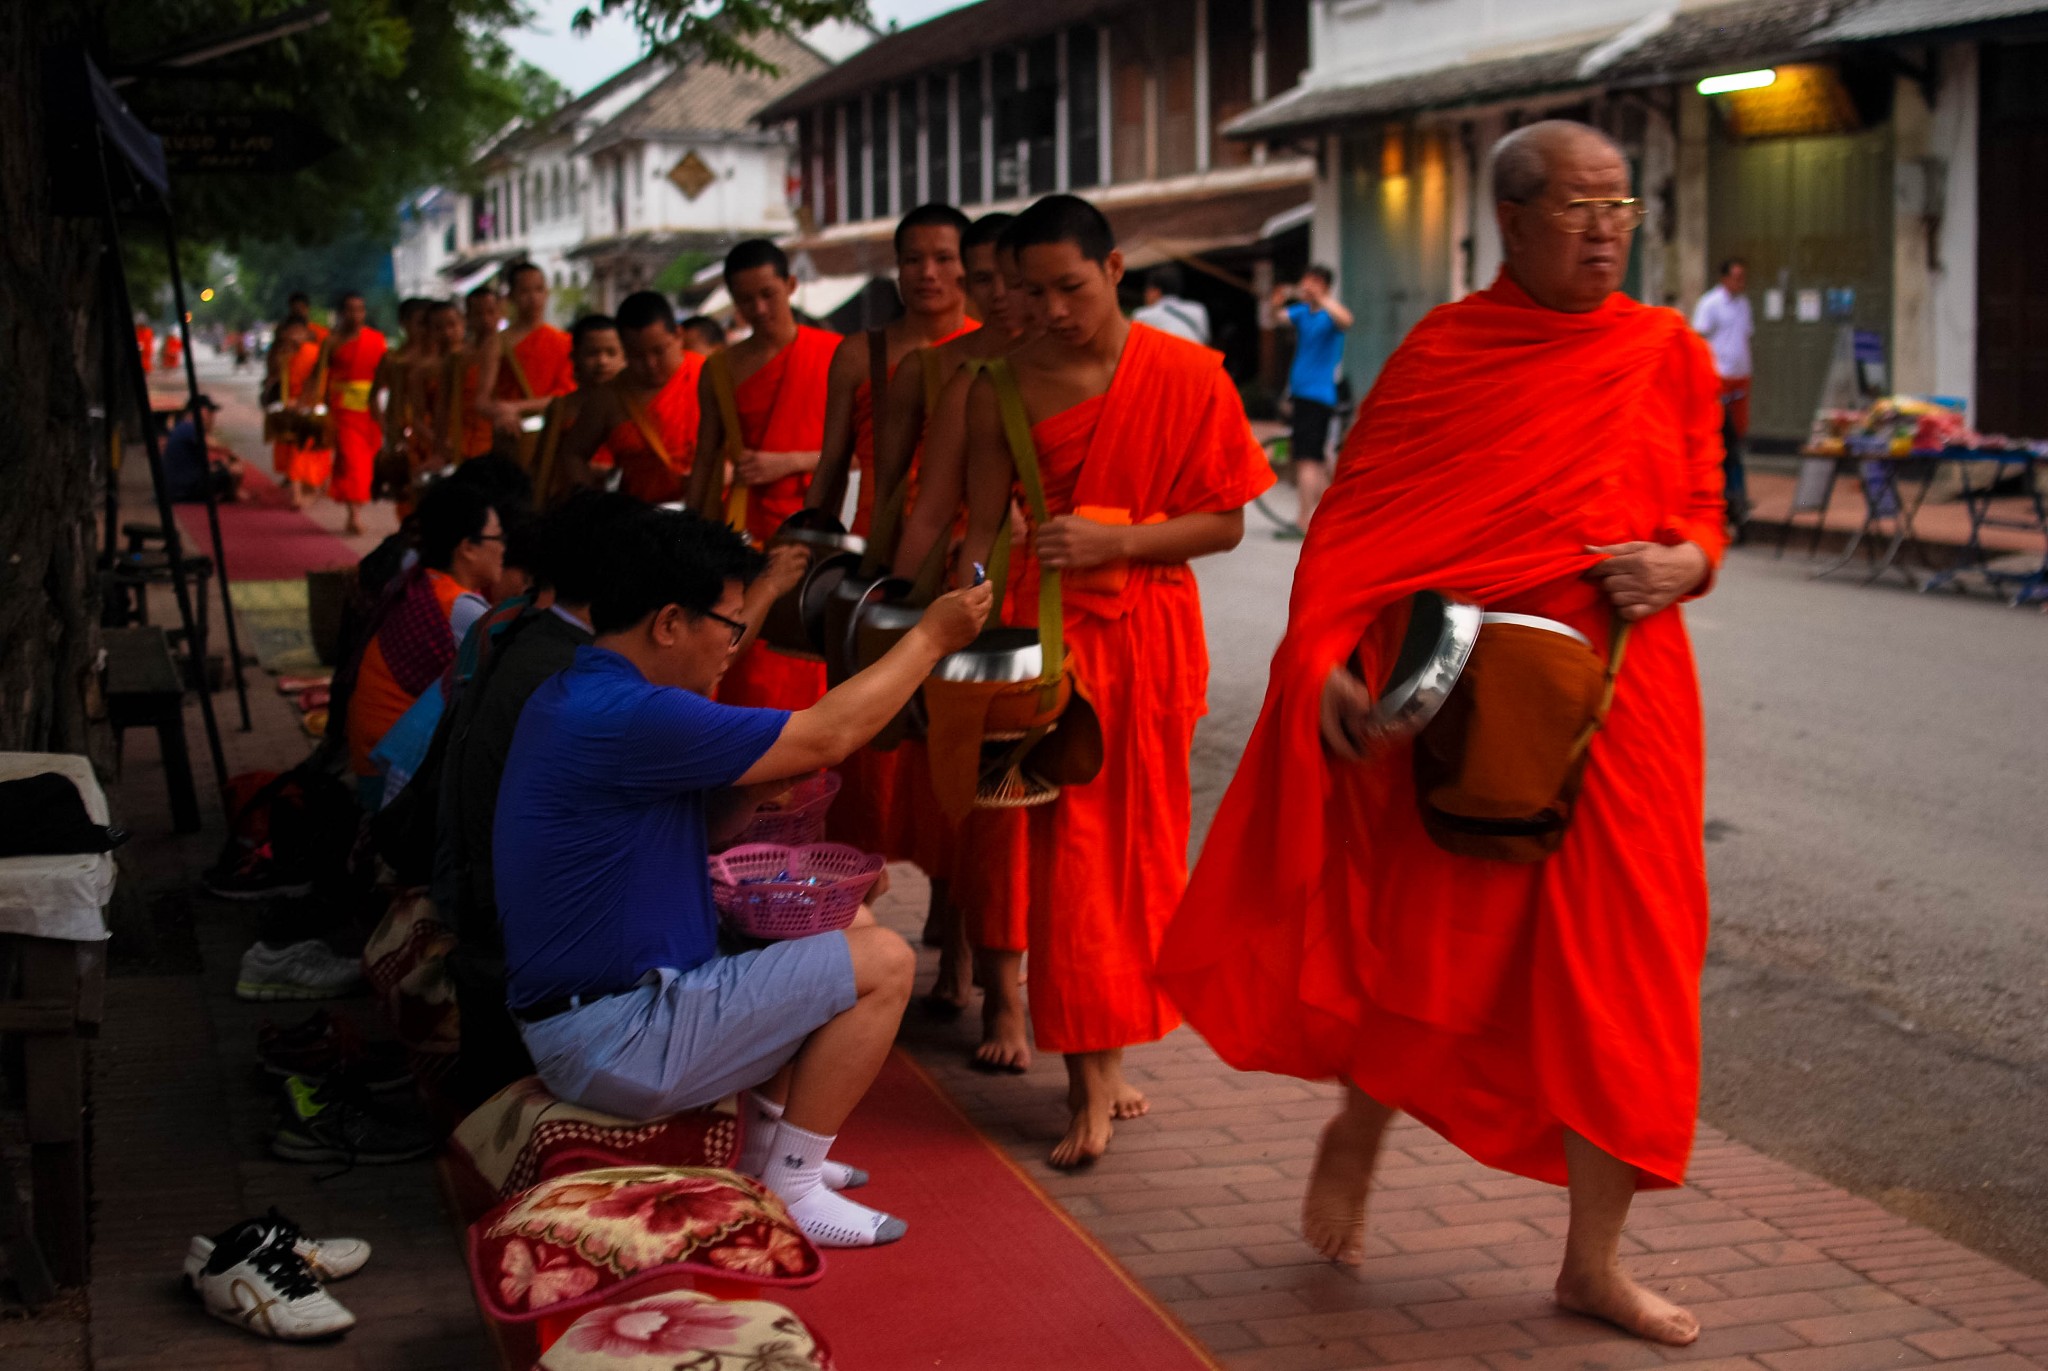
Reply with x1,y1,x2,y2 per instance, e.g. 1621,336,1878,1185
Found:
1190,525,2048,1280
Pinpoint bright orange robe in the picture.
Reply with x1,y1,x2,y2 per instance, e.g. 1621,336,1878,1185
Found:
604,354,704,505
454,354,494,460
160,334,183,371
498,324,576,403
717,326,840,711
136,326,154,372
951,545,1038,953
1156,274,1728,1190
326,327,387,504
829,324,978,871
274,340,333,487
1013,323,1273,1054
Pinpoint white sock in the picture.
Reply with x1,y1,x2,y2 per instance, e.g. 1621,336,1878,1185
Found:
739,1096,866,1190
760,1121,835,1207
784,1187,908,1248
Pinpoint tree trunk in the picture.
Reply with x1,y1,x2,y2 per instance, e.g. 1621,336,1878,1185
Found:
0,4,104,756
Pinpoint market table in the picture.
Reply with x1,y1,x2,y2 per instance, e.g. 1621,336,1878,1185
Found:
1804,438,1942,586
0,752,113,1300
1920,447,2048,605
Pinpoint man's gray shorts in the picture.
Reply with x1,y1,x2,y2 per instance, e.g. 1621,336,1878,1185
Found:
517,931,858,1120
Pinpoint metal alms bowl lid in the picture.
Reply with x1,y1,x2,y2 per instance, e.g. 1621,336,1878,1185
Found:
1361,591,1484,742
932,626,1043,683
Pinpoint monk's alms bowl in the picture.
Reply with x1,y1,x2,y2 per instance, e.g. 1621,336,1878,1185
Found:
1359,591,1483,744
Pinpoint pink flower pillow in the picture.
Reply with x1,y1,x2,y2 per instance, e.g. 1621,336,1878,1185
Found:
450,1077,741,1201
535,1289,834,1370
468,1166,824,1324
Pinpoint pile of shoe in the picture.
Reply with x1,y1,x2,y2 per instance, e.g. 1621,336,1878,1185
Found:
271,1066,436,1166
258,1008,410,1091
236,938,362,1002
184,1209,369,1342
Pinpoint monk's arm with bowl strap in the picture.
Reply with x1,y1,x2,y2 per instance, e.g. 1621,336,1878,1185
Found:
705,350,748,533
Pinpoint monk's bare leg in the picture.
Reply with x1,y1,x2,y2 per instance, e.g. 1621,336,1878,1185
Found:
971,947,1030,1072
1554,1131,1699,1345
1296,459,1329,527
1102,1049,1147,1119
1304,1084,1394,1264
921,880,973,1016
343,501,363,536
1051,1051,1121,1168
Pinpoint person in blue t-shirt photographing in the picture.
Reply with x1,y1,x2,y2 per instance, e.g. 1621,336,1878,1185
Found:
1271,266,1353,534
494,508,993,1249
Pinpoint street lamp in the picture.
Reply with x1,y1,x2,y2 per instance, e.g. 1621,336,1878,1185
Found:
1697,69,1776,96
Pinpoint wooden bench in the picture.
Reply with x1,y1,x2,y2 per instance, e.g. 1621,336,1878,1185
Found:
104,626,200,833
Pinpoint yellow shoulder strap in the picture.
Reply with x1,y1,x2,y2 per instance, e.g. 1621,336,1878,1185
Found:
985,358,1061,693
706,351,747,533
503,338,535,400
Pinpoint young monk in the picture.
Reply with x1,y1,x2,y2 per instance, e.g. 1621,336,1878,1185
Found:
957,195,1273,1167
529,314,625,505
442,285,502,464
890,214,1043,1067
681,315,726,357
269,317,334,511
484,263,575,462
325,291,387,535
554,292,704,506
686,239,840,710
403,300,468,476
287,291,329,343
806,205,978,1003
372,298,430,498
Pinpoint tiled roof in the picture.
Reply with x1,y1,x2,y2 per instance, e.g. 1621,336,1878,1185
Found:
578,29,828,150
1809,0,2048,40
1225,41,1603,139
1596,0,1851,83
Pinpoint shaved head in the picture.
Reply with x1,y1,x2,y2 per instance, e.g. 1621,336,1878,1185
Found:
1491,120,1625,204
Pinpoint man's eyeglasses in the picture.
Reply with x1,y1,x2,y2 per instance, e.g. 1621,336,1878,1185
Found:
1547,198,1646,233
700,609,748,647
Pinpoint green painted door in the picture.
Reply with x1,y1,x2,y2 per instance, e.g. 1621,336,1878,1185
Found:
1708,123,1894,444
1337,128,1452,400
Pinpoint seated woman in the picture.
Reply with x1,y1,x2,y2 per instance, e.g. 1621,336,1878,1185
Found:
493,509,992,1249
344,481,504,803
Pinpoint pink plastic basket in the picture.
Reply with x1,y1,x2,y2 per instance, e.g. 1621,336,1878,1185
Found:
730,771,842,848
709,842,884,940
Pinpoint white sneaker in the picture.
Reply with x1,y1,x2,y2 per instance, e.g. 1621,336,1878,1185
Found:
191,1219,355,1341
184,1211,370,1284
783,1187,907,1248
236,940,362,1001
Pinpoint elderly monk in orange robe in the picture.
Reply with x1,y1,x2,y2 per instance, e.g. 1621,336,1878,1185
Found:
958,195,1273,1167
893,215,1042,1067
807,203,980,1007
1156,122,1724,1347
483,262,575,458
554,292,704,506
325,291,387,535
687,239,840,710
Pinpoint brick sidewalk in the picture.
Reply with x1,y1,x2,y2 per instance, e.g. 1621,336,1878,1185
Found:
873,871,2048,1371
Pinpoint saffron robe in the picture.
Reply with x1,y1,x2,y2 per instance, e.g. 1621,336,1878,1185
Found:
274,340,333,487
1011,323,1273,1053
160,334,183,371
1155,274,1727,1189
605,354,705,505
828,327,977,870
326,327,388,504
498,324,575,403
136,325,154,373
449,352,494,461
951,547,1038,953
717,325,840,711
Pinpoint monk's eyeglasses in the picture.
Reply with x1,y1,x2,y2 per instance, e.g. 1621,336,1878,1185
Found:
1549,198,1646,233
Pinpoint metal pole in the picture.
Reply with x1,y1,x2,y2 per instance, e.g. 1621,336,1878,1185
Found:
94,143,231,804
162,217,253,730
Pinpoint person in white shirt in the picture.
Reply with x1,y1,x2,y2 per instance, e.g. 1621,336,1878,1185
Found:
1131,265,1212,347
1690,258,1753,528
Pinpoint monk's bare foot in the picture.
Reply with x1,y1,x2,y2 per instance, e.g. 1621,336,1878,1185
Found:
343,508,363,536
972,967,1030,1073
1302,1104,1387,1265
1555,1268,1699,1345
1102,1053,1148,1119
1052,1054,1116,1169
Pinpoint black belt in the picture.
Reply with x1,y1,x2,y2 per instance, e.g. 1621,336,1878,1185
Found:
512,990,619,1025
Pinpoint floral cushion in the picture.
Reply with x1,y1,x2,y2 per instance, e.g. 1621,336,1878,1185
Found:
450,1077,741,1200
468,1166,824,1324
535,1289,834,1370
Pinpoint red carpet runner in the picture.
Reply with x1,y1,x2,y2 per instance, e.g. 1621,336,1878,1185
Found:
777,1052,1221,1370
173,467,360,583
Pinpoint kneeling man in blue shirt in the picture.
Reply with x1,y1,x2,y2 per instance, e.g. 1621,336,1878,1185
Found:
495,508,992,1249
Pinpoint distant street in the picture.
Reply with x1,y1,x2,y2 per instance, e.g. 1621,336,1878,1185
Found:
1191,515,2048,1280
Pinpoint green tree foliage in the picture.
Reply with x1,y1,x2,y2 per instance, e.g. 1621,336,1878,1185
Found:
575,0,870,74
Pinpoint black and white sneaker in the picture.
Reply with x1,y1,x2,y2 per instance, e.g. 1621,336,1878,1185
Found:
184,1208,371,1285
190,1217,355,1341
271,1074,435,1165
